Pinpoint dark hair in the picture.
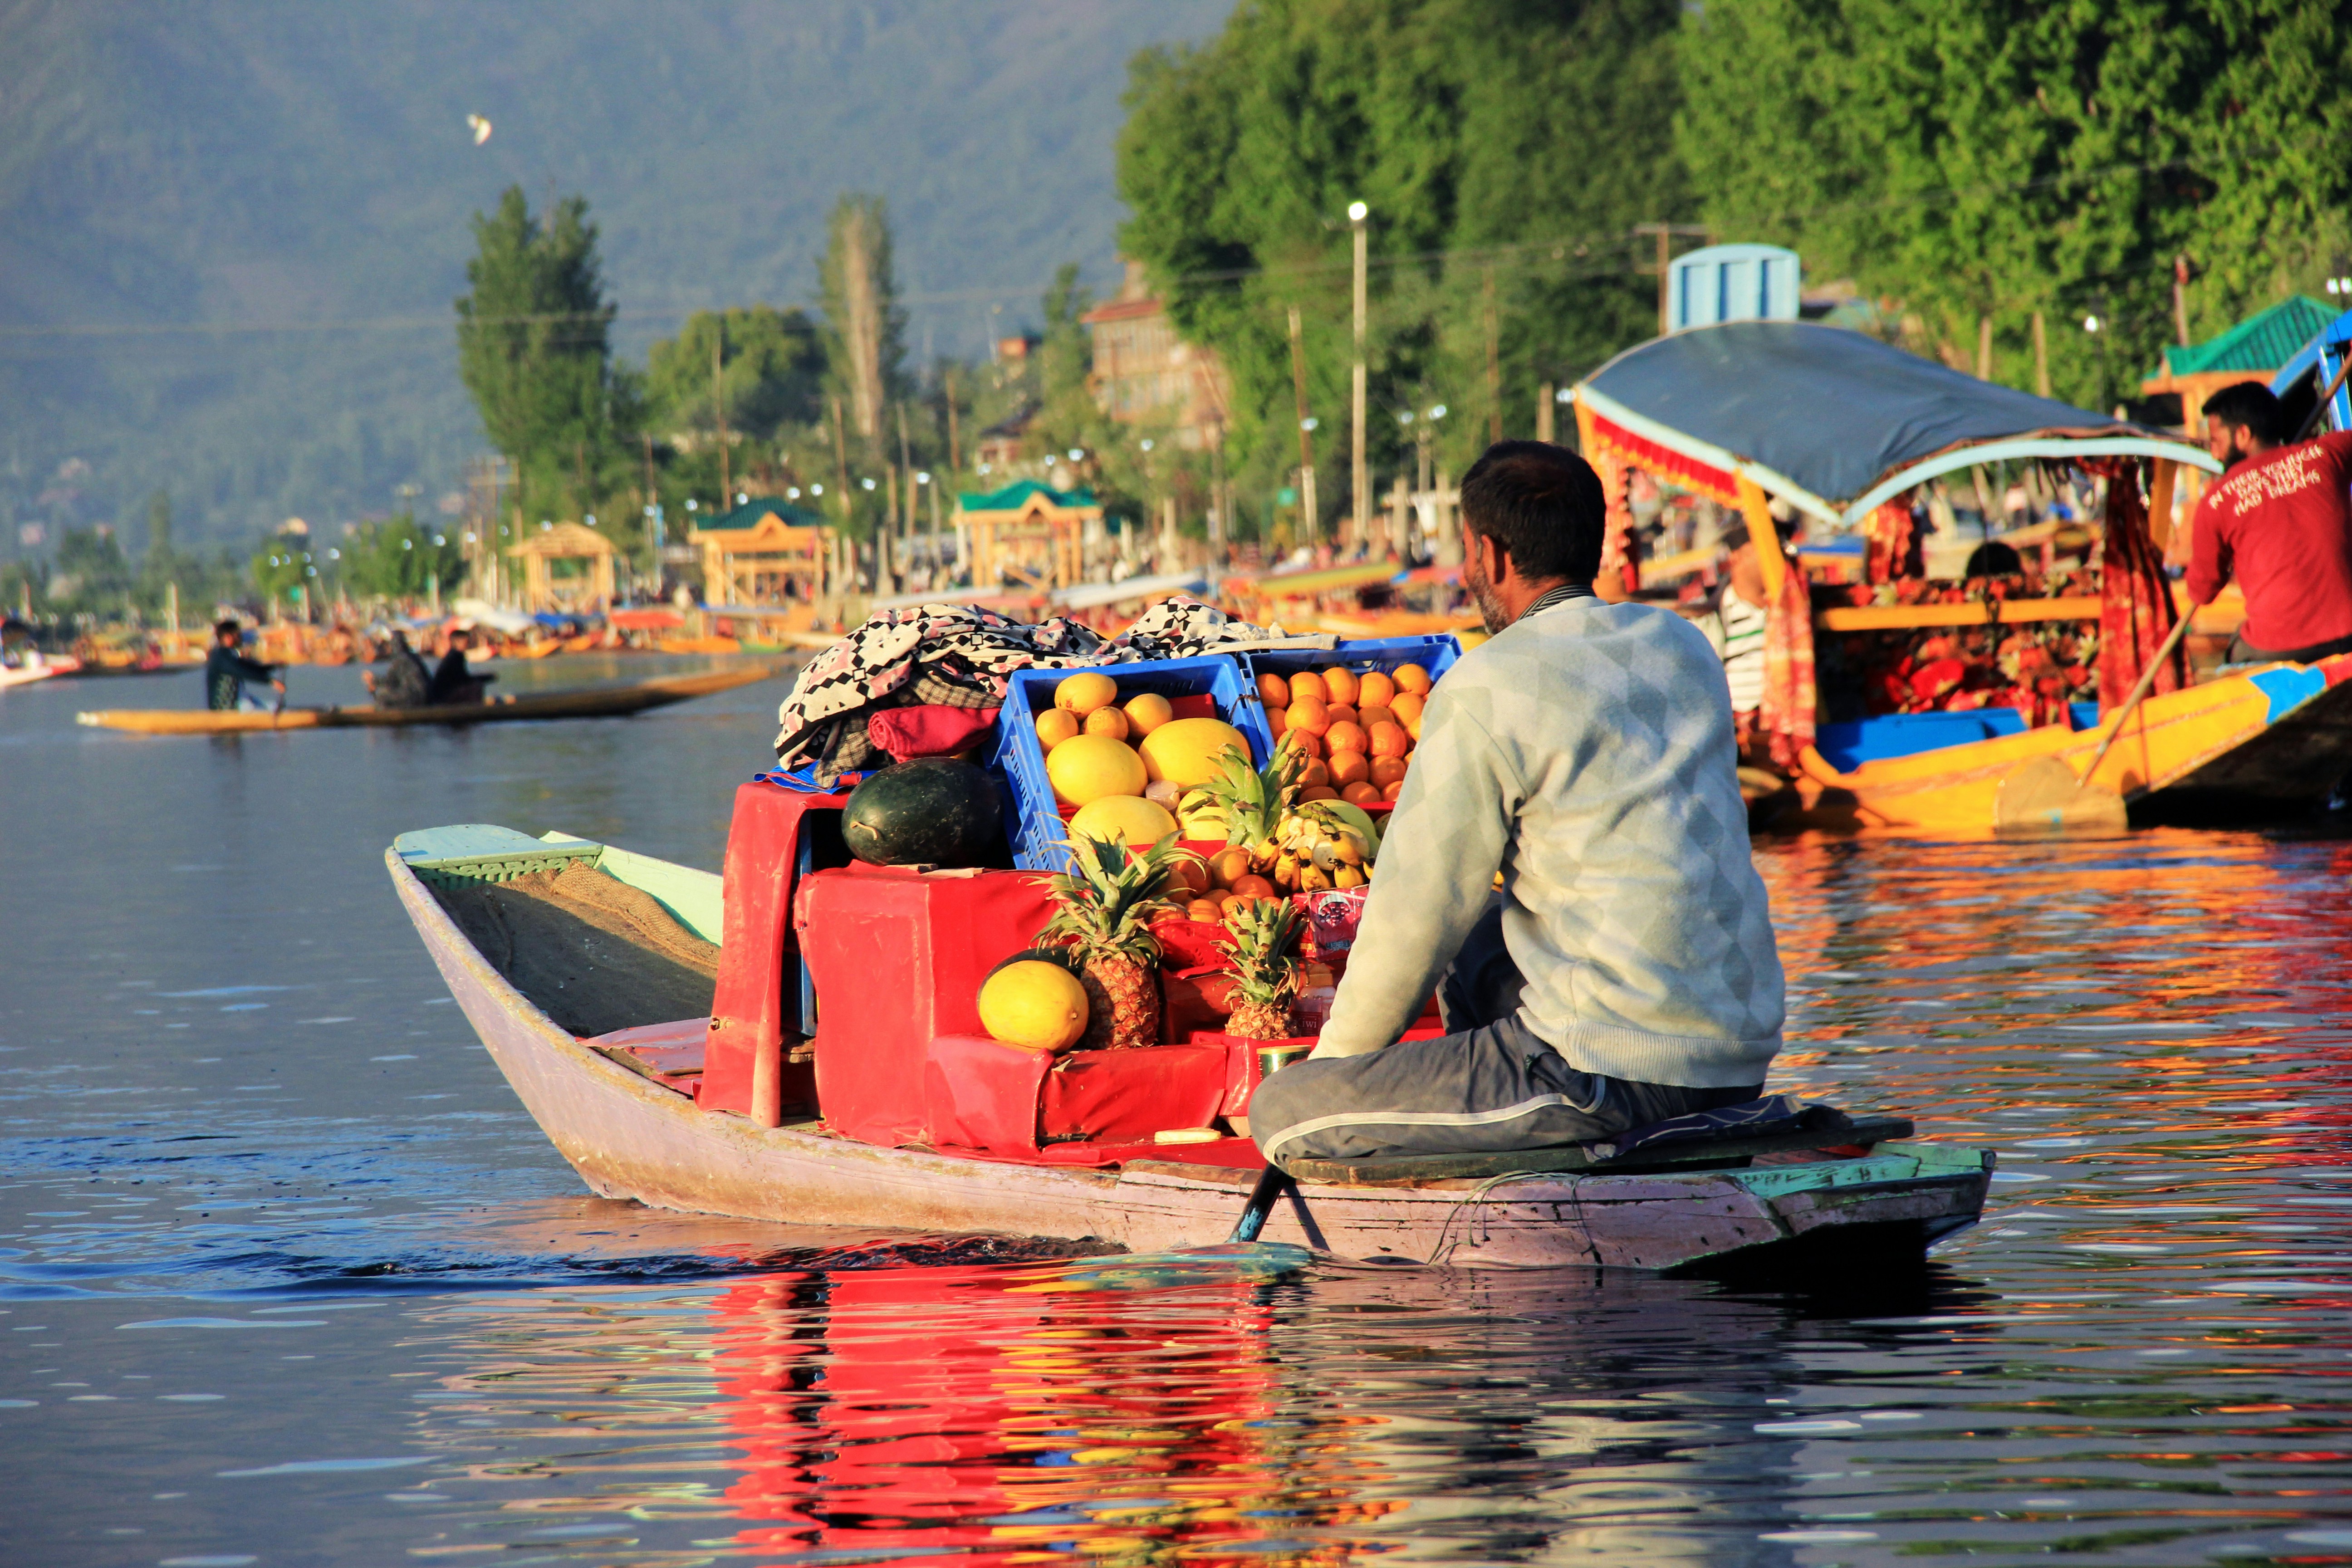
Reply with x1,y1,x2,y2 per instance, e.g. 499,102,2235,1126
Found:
2205,381,2284,443
213,618,242,641
1458,441,1605,582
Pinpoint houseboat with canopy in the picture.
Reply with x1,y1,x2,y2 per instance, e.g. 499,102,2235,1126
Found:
1573,320,2352,831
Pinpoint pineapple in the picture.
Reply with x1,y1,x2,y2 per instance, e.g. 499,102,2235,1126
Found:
1181,743,1305,867
1220,897,1303,1042
1044,832,1187,1051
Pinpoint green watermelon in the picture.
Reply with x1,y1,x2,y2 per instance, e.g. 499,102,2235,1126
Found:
842,757,1003,867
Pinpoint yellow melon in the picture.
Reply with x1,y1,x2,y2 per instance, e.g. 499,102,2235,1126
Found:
1054,671,1120,715
1068,794,1178,848
978,961,1089,1053
1044,732,1147,805
1137,716,1251,788
1122,692,1175,735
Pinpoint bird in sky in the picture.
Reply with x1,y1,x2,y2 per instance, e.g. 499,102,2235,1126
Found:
466,114,492,146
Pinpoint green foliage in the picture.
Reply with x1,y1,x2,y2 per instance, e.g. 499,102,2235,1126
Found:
49,527,132,614
1676,0,2352,411
455,187,639,525
1114,0,1687,494
248,537,313,609
339,514,468,602
645,305,828,441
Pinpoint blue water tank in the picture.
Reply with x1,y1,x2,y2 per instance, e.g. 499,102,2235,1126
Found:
1669,244,1802,332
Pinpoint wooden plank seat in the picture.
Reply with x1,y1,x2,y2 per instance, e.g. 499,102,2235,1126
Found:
1279,1115,1915,1187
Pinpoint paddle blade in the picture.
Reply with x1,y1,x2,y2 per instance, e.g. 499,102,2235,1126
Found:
1002,1241,1312,1294
1994,756,2129,832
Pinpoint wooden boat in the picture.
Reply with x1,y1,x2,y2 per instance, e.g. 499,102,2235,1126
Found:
75,664,778,735
386,823,1991,1273
0,664,61,689
1571,321,2352,830
1795,651,2352,829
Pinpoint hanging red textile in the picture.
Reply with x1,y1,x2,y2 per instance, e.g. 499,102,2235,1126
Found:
2088,457,2184,710
1737,477,1816,769
1863,497,1916,585
1590,444,1641,597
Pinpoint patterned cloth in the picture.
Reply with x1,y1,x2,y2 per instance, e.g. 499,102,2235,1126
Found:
1758,548,1818,771
2090,457,2184,710
773,598,1272,777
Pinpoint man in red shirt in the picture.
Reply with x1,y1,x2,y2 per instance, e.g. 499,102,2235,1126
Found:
2188,381,2352,664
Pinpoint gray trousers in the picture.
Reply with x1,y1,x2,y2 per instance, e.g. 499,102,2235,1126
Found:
1250,904,1760,1164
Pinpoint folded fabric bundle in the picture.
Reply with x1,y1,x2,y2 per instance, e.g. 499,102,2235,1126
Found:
774,598,1274,784
866,703,1002,764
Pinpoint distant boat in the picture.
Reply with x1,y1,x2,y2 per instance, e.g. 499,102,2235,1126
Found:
0,653,78,688
75,664,779,735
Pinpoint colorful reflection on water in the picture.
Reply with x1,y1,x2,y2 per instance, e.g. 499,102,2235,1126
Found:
5,669,2350,1564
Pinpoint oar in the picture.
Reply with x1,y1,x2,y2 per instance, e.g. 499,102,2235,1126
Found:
2292,346,2352,442
1003,1161,1304,1294
1227,1161,1294,1243
1994,610,2195,831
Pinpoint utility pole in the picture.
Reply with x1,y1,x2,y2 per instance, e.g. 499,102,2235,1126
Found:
1537,382,1556,444
1349,201,1370,548
830,395,854,592
714,318,730,506
2032,312,2052,399
1288,305,1318,542
1977,315,1994,381
945,367,962,475
2173,255,2193,347
1484,266,1503,445
1632,223,1709,337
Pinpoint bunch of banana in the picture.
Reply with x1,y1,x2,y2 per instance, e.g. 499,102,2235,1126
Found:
1178,744,1303,851
1266,799,1381,893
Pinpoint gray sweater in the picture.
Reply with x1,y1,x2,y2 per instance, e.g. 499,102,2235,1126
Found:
1315,597,1785,1086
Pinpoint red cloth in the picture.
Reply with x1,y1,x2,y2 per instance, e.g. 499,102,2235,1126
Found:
865,703,1001,763
1591,446,1642,596
2093,458,2184,708
2186,431,2352,654
1758,552,1816,770
1863,498,1916,584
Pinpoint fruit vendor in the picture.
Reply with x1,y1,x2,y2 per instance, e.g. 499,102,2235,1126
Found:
1248,441,1786,1165
2189,381,2352,666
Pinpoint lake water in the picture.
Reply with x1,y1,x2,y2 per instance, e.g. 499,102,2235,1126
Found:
4,655,2349,1567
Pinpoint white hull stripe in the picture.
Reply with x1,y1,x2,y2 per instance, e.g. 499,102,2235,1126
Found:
1260,1085,1608,1161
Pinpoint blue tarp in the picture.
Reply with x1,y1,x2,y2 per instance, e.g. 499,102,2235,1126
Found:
1579,322,2207,524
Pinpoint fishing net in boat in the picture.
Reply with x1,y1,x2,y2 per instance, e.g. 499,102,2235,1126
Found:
434,861,718,1038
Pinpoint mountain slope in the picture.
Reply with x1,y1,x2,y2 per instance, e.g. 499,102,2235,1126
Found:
0,0,1227,550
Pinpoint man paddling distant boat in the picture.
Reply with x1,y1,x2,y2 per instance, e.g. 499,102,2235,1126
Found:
204,619,284,712
1249,441,1785,1165
2190,381,2352,666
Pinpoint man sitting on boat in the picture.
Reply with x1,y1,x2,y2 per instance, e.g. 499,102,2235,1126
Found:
204,620,284,712
1695,515,1774,749
2190,381,2352,666
363,629,432,710
1248,441,1786,1165
427,627,495,706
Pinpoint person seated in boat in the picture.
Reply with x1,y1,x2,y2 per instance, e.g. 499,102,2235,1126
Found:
1694,517,1772,751
427,627,495,706
1248,441,1786,1167
204,619,284,712
2190,380,2352,666
363,628,432,709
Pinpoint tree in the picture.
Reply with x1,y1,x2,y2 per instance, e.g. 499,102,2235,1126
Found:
1114,0,1688,494
818,194,909,455
1675,0,2352,411
50,527,132,614
646,305,828,443
341,514,468,604
455,187,638,528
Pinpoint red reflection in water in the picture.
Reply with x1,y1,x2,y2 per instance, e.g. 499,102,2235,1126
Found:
706,1267,1383,1567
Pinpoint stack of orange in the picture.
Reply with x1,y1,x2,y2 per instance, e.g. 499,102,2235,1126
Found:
1180,848,1288,927
1260,663,1433,807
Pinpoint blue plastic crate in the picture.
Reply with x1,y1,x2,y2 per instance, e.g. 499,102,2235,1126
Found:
1236,635,1462,740
989,654,1274,872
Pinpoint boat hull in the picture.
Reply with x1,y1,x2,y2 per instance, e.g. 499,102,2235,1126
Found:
389,850,1988,1271
76,664,777,735
1790,653,2352,832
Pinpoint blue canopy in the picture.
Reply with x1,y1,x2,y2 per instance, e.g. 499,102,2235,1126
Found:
2268,305,2352,435
1577,321,2217,529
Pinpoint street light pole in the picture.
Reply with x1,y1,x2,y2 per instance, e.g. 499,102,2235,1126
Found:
1349,201,1369,549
